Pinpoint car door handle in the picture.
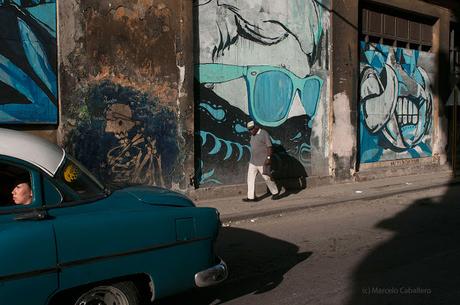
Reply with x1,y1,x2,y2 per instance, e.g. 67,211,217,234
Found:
15,210,50,221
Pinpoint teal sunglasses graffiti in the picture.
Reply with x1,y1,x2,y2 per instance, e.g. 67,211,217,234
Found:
196,64,323,127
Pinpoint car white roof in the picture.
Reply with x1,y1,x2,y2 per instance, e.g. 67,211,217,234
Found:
0,128,65,176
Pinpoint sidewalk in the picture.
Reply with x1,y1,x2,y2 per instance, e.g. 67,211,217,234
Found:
195,170,459,223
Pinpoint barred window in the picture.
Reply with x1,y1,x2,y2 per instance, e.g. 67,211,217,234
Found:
361,5,434,52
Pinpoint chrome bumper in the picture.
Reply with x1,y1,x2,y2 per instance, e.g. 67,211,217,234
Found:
194,259,228,288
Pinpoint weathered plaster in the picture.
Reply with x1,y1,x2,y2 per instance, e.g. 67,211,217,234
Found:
58,0,192,190
330,0,359,179
58,0,82,68
332,92,355,158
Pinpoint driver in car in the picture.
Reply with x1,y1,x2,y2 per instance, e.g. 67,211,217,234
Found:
11,175,33,205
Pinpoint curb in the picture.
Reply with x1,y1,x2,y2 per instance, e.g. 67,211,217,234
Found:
220,179,460,223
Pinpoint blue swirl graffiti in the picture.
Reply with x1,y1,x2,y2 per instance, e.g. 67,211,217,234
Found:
200,130,251,161
234,123,247,134
199,102,226,122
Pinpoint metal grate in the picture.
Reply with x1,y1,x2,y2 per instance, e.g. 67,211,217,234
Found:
451,23,460,81
362,7,433,51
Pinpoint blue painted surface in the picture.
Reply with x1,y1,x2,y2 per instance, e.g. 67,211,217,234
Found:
359,42,433,163
66,81,180,189
0,153,222,303
199,102,226,122
200,130,250,162
0,1,57,124
197,64,323,127
195,65,323,185
26,2,57,37
254,71,293,124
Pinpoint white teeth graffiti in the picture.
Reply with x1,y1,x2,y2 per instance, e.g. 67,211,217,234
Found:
396,97,419,125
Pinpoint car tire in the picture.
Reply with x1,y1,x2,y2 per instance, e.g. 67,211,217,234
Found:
73,281,140,305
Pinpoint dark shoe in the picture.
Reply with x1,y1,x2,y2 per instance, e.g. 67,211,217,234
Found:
242,197,258,202
271,193,282,200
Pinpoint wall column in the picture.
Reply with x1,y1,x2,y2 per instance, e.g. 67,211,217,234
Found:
330,0,360,180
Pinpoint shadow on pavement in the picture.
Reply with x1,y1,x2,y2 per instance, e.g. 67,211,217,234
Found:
155,227,311,304
271,144,307,200
346,181,460,305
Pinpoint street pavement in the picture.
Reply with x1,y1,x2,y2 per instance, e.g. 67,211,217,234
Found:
157,171,460,305
195,170,458,223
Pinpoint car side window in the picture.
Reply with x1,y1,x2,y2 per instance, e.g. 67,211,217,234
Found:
53,157,106,202
0,162,35,208
42,177,63,206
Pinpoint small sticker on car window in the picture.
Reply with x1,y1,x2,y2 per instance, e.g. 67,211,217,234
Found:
64,164,78,183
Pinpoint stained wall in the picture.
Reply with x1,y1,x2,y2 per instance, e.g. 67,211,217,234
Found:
57,0,194,190
3,0,452,194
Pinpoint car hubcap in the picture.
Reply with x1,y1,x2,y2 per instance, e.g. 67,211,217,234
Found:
75,286,130,305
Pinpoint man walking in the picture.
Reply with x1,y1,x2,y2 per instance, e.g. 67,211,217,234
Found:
243,121,280,202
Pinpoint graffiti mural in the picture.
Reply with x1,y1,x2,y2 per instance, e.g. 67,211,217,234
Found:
195,0,329,185
66,81,180,189
0,0,57,123
360,42,434,163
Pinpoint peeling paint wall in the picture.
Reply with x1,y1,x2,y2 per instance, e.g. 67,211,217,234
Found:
332,92,355,158
194,0,331,186
58,0,192,190
51,0,452,194
329,0,359,180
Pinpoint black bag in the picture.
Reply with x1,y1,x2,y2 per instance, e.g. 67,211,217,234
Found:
262,164,272,177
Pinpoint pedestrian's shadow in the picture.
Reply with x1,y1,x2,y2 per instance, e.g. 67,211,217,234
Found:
346,180,460,305
155,227,312,304
271,144,308,199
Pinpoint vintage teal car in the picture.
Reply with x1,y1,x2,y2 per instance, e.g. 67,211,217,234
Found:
0,128,227,305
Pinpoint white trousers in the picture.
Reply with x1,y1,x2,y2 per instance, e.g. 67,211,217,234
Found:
247,163,279,199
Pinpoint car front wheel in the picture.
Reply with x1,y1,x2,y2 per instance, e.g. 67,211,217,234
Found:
73,281,140,305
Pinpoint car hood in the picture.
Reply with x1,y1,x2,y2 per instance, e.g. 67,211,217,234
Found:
117,185,195,207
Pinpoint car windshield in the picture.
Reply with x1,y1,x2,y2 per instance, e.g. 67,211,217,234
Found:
54,156,107,201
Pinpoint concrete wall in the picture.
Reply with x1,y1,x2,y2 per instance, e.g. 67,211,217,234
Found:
331,0,451,179
2,0,455,194
362,0,450,169
194,0,331,187
57,0,194,190
330,0,359,180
